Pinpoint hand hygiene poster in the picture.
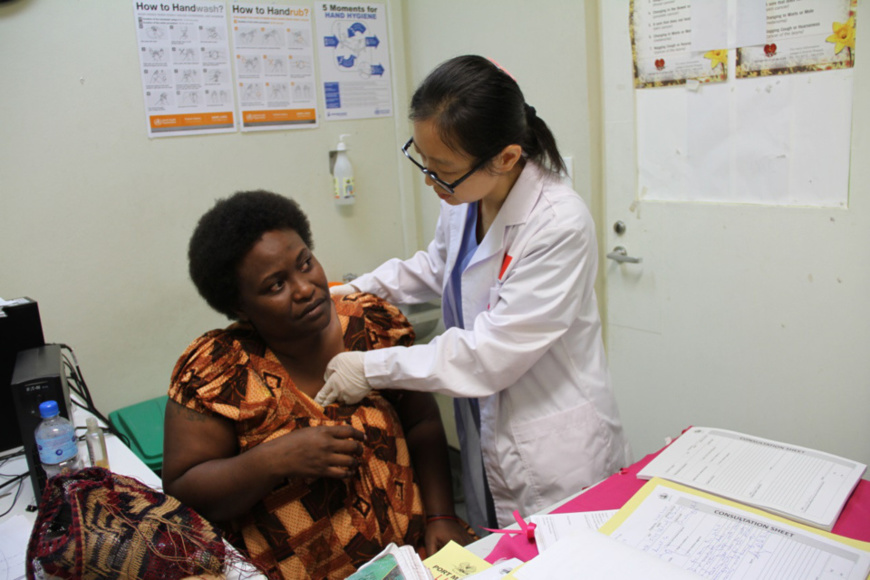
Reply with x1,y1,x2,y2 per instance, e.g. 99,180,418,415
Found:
133,1,237,137
314,2,393,121
231,3,318,131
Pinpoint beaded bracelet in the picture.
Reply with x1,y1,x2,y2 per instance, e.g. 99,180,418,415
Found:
426,514,460,523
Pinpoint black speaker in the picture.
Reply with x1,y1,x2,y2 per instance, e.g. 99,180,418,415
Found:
11,344,72,503
0,298,45,452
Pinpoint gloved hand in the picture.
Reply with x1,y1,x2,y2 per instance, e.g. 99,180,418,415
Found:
329,283,359,296
316,351,372,406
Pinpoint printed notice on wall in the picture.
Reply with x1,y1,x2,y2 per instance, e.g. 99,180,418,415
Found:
133,1,236,137
632,0,856,206
314,2,392,120
231,4,318,131
736,0,857,77
632,0,728,88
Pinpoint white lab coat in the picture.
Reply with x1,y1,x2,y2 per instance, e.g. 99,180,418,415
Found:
354,161,632,526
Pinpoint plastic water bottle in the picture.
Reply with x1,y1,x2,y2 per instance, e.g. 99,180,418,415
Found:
35,400,83,478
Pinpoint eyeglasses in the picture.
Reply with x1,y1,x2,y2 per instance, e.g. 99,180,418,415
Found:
401,138,488,195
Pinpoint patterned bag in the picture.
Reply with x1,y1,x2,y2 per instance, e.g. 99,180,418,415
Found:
26,467,232,579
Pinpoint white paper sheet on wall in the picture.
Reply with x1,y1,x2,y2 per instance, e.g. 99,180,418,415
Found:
638,69,853,206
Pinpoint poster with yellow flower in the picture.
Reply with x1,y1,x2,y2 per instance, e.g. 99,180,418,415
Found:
631,0,728,88
736,0,857,78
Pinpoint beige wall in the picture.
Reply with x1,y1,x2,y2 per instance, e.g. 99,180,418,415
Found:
599,0,870,466
1,0,604,418
0,0,416,413
402,0,603,253
5,0,864,467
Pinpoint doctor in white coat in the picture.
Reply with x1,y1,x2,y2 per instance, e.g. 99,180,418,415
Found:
318,55,632,535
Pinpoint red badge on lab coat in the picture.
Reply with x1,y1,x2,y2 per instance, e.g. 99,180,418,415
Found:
499,255,513,281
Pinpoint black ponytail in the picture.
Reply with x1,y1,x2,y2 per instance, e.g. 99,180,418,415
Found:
409,55,566,177
522,103,566,176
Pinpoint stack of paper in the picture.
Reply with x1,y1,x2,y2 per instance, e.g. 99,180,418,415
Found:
487,427,870,580
636,426,867,530
502,478,870,580
528,510,616,553
347,544,432,580
504,529,703,579
599,478,870,580
350,541,495,580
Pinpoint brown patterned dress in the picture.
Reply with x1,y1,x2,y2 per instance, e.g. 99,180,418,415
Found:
168,294,424,579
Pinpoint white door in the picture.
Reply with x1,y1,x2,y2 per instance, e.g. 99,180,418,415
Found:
600,1,870,465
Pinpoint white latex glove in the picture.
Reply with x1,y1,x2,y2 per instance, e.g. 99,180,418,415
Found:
329,283,359,296
316,351,372,406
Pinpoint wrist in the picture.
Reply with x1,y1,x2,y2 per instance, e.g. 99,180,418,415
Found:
426,513,460,524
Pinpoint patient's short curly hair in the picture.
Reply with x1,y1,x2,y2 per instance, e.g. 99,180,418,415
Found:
188,190,313,319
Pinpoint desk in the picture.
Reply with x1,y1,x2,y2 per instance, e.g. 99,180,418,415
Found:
464,480,603,559
0,406,162,520
469,440,870,564
0,405,263,579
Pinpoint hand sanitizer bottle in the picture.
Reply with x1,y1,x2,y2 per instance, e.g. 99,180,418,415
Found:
85,417,110,469
333,134,355,205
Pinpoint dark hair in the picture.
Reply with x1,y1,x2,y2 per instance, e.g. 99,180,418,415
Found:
409,55,566,176
188,190,313,319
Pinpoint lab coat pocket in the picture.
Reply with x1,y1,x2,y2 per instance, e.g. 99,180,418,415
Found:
511,403,609,509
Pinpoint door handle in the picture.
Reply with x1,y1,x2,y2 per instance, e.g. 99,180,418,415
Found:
607,246,642,264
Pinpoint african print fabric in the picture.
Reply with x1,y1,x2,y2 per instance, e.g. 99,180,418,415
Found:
27,467,228,579
169,294,424,579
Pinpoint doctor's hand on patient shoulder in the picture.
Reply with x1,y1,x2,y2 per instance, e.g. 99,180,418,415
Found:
315,351,373,406
328,283,359,296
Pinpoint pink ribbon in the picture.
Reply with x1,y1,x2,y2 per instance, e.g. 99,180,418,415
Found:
483,509,537,542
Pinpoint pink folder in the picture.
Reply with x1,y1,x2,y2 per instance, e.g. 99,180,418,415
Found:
485,435,870,563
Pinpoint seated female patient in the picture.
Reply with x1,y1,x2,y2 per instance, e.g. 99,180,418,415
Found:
162,190,472,579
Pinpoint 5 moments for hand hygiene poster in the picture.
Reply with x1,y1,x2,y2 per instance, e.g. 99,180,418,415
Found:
314,2,393,121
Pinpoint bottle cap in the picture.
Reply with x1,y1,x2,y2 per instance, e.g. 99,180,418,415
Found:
86,417,98,431
39,400,59,418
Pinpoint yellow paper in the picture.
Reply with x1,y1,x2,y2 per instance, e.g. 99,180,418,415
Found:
601,477,870,551
423,540,492,580
598,477,870,579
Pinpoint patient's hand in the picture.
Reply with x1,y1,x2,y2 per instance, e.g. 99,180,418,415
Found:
424,518,476,557
267,424,365,480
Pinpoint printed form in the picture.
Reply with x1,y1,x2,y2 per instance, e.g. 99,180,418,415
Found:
600,478,870,580
529,510,617,553
637,427,867,530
